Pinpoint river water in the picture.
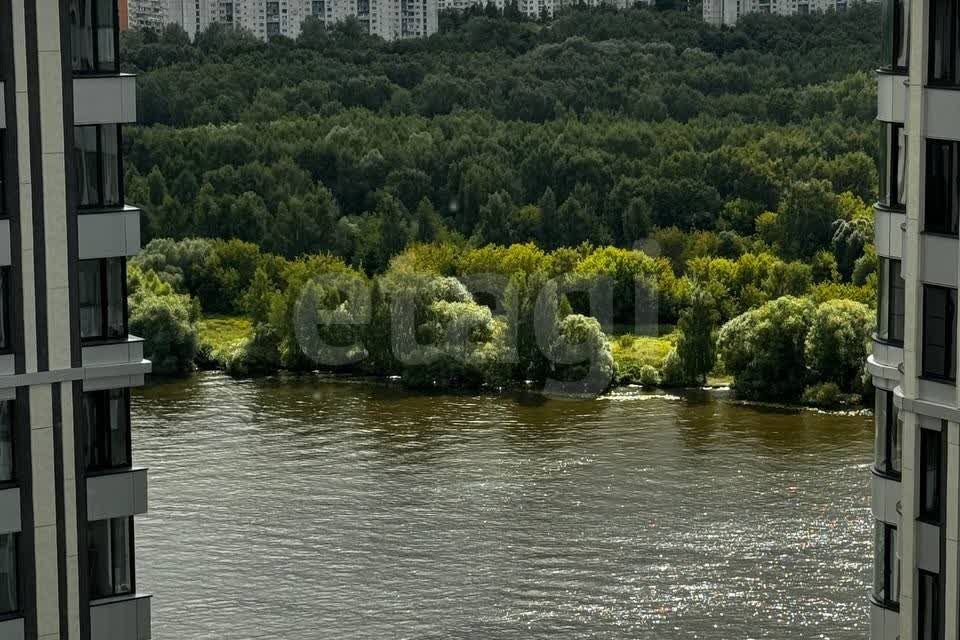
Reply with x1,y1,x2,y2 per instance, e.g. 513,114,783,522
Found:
131,372,874,640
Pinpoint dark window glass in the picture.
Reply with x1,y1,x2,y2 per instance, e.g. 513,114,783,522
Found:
918,570,940,640
882,0,910,69
0,402,14,484
75,125,122,209
0,267,12,353
78,258,126,342
87,517,132,599
880,123,907,208
929,0,960,84
873,521,899,606
922,285,957,381
919,426,944,523
878,258,905,344
0,533,17,615
925,140,960,235
82,389,130,472
0,132,6,218
70,0,118,73
874,390,902,477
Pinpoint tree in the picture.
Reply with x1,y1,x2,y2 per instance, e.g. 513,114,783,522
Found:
775,179,840,259
804,299,873,391
717,296,815,401
675,288,718,385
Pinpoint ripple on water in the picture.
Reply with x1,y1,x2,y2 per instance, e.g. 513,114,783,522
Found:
133,372,873,640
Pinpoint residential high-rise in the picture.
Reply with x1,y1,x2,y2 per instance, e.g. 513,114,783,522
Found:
868,0,960,637
701,0,854,26
0,0,152,639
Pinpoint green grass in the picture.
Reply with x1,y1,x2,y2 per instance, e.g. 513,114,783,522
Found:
610,331,677,371
198,314,253,351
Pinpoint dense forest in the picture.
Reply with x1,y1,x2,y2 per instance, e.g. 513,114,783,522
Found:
123,4,882,402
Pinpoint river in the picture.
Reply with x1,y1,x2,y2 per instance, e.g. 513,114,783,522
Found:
131,372,874,640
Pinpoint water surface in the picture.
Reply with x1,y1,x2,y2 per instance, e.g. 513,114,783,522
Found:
133,373,873,639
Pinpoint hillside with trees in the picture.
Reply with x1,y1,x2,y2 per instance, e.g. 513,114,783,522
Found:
123,4,882,403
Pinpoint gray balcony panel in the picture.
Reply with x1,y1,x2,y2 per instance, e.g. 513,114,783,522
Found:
920,233,958,288
0,488,20,534
877,73,907,124
87,468,148,522
917,521,941,573
869,601,898,640
925,87,960,141
78,207,142,260
90,593,151,640
73,75,137,125
871,473,900,524
873,206,903,259
0,616,24,640
82,337,145,369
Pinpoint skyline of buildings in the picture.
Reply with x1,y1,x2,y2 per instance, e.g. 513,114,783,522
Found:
1,0,153,638
869,0,960,635
121,0,639,41
701,0,855,26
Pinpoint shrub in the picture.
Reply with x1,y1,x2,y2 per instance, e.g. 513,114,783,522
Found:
804,299,873,392
801,382,843,407
717,296,815,401
129,291,199,376
639,364,661,386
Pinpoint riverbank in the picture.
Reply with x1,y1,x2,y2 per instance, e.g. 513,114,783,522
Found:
190,314,859,409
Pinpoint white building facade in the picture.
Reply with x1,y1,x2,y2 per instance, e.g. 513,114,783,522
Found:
0,0,153,638
868,0,960,636
702,0,853,26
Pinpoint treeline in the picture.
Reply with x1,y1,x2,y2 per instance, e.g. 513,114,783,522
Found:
130,236,875,401
122,5,877,128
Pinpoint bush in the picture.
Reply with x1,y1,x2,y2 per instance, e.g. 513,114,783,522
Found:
660,347,685,387
129,291,199,376
717,296,815,401
802,382,843,407
804,299,873,392
639,364,661,386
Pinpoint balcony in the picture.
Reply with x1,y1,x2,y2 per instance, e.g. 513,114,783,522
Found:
871,470,900,524
0,617,24,640
82,336,151,389
920,232,959,288
89,593,151,640
874,205,904,259
73,74,137,126
0,487,19,534
869,600,899,640
78,206,142,260
924,87,960,142
87,467,147,521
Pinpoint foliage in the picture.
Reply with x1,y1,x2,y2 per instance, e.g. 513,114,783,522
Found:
716,296,815,401
804,299,873,392
675,288,719,385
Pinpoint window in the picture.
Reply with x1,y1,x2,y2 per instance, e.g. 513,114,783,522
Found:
69,0,119,73
0,533,17,615
881,0,910,70
873,522,899,607
75,125,121,209
875,390,902,477
925,140,960,235
918,570,941,640
880,123,907,209
78,258,126,342
930,0,960,84
0,402,14,484
878,258,905,345
82,389,130,472
0,268,12,354
919,426,944,523
922,285,957,381
87,517,132,599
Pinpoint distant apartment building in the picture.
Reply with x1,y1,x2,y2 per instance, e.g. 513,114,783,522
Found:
127,0,436,40
867,0,960,636
0,0,153,638
437,0,635,19
702,0,852,25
